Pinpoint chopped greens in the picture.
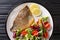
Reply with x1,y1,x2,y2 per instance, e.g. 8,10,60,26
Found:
16,29,21,36
42,16,48,22
15,37,19,40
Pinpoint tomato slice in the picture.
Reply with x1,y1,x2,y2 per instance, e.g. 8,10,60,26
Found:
43,22,50,30
21,30,27,36
43,32,48,38
32,30,38,36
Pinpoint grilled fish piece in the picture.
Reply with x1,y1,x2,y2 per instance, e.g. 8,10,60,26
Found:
10,5,34,32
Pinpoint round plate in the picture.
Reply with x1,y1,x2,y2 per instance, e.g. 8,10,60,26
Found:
6,3,53,40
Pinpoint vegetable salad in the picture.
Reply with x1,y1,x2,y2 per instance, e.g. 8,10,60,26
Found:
13,16,51,40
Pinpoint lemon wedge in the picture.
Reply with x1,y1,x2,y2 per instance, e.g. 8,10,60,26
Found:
29,3,41,16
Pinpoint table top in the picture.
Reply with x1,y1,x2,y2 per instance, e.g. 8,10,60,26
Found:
0,0,60,40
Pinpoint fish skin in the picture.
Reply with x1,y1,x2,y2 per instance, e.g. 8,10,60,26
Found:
10,5,34,32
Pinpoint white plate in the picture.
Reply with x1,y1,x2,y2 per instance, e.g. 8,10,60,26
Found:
6,3,53,40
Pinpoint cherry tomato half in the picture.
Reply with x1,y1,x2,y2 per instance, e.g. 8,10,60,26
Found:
21,30,27,36
32,30,38,36
43,32,48,38
44,22,50,30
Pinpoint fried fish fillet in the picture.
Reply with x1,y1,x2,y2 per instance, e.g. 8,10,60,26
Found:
10,5,34,32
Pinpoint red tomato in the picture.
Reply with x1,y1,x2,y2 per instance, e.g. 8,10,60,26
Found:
44,22,48,25
44,22,50,30
21,30,27,36
43,32,48,38
32,30,38,36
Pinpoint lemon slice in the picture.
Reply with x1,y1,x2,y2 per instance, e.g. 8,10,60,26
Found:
29,3,41,16
31,8,41,16
30,3,39,10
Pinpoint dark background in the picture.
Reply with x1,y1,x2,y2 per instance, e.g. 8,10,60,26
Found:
0,0,60,40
